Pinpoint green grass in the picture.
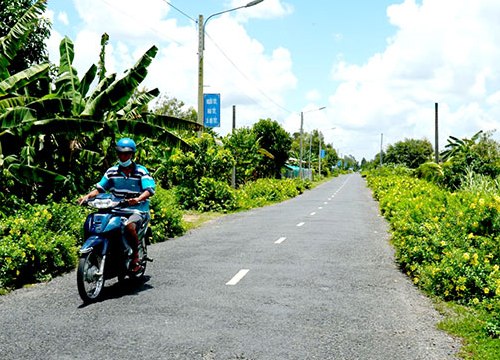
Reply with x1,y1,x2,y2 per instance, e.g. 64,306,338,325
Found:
435,300,500,359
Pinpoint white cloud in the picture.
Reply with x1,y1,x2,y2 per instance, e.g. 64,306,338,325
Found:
46,0,500,162
57,11,69,25
46,0,294,140
326,0,500,160
230,0,293,21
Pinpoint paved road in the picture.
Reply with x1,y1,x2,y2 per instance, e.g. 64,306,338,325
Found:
0,174,460,359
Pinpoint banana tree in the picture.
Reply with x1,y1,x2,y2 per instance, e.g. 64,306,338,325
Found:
441,130,484,161
0,3,201,201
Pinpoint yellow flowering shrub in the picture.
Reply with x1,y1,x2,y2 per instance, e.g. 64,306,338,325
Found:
0,201,85,290
366,169,500,308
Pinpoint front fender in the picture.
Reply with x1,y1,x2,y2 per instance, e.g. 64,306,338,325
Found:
79,235,108,255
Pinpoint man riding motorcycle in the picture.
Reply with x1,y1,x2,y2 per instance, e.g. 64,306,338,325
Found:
78,137,155,272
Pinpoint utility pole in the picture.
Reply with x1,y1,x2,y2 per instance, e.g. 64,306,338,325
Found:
308,133,312,171
435,102,439,163
318,132,322,177
197,14,204,127
380,133,383,166
231,105,236,188
197,0,264,128
299,111,304,179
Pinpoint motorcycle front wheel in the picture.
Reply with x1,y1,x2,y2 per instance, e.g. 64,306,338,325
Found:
77,250,105,303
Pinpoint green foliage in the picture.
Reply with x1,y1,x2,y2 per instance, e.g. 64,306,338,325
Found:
165,133,236,212
149,186,184,241
384,138,433,169
439,131,500,190
194,177,237,212
368,167,500,356
367,169,500,311
152,94,197,122
459,169,500,193
163,133,234,187
415,161,444,183
236,178,305,209
0,201,85,289
437,302,500,359
0,0,50,78
252,118,292,178
222,127,261,186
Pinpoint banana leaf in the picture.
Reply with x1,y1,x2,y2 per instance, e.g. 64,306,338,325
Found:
0,95,35,110
82,46,158,117
84,73,116,109
98,33,109,82
27,97,73,118
55,37,80,98
79,64,98,98
0,63,50,96
20,117,106,136
115,118,192,151
118,88,160,118
140,113,202,132
76,148,105,167
0,107,36,132
8,163,67,185
258,148,275,159
0,0,47,75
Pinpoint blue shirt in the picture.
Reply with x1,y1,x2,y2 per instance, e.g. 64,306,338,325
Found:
96,162,155,212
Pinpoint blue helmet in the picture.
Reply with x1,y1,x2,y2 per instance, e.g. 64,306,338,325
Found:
116,138,136,153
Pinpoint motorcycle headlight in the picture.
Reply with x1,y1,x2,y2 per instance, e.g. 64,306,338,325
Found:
91,198,116,209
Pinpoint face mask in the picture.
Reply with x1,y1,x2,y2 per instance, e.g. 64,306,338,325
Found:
118,159,132,167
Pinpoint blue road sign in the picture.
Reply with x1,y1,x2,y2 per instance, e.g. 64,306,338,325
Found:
203,93,220,127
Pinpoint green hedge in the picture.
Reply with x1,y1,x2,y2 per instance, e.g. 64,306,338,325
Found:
0,202,85,290
150,186,185,241
236,178,308,209
366,169,500,311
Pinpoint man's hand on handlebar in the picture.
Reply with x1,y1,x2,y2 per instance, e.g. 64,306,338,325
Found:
127,197,140,206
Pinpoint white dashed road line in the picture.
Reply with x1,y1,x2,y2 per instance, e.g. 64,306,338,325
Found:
226,269,250,285
274,237,287,244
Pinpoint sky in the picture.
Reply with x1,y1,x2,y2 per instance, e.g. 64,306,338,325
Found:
44,0,500,161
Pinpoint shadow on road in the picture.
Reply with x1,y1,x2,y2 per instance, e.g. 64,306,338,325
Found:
77,275,153,308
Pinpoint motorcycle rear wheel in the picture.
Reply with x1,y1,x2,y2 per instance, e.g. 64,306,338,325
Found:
77,250,105,303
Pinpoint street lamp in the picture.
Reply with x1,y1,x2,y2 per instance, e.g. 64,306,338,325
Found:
299,106,326,179
197,0,264,126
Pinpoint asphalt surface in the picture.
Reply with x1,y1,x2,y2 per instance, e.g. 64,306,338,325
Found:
0,174,460,359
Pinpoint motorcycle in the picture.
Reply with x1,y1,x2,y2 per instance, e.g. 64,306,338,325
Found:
77,193,152,303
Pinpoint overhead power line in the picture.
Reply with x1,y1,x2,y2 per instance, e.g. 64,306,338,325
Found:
160,0,197,23
104,0,293,116
204,31,294,115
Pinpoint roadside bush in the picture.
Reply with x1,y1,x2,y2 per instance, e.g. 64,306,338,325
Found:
415,161,444,183
195,177,237,212
150,186,185,241
236,178,304,209
174,177,237,213
366,168,500,309
0,202,85,290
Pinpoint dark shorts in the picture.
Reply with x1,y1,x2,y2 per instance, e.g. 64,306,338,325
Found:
125,212,149,228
